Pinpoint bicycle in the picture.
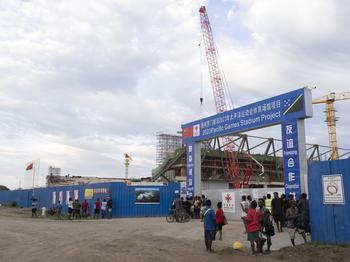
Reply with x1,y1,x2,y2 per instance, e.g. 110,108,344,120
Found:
166,209,191,223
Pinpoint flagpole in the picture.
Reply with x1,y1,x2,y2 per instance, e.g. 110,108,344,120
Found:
37,159,40,187
32,162,35,197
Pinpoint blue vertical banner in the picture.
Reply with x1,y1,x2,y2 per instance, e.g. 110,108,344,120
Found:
281,120,301,199
186,142,195,197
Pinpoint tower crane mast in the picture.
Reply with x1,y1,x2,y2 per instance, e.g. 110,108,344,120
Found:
313,92,350,160
124,153,133,179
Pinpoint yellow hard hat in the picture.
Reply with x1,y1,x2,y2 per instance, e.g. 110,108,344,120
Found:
233,241,244,251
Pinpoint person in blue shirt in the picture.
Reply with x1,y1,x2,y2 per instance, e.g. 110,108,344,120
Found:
203,199,216,252
55,200,62,220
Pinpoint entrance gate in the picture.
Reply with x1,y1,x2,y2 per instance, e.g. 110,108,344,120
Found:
182,88,313,199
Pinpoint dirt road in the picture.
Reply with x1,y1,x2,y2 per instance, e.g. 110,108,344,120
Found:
0,208,348,262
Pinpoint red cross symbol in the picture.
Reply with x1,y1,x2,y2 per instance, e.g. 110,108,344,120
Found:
225,193,232,203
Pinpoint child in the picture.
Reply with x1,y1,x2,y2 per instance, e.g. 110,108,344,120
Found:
262,209,275,253
216,202,224,240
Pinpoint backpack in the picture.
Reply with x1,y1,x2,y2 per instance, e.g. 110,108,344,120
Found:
264,216,275,236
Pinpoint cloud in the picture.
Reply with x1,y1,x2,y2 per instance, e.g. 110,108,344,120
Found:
0,0,349,189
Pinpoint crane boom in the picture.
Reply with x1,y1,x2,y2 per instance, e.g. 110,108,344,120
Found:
199,6,264,188
312,92,350,104
199,6,228,113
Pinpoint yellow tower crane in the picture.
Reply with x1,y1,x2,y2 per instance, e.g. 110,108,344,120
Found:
312,92,350,160
124,153,133,179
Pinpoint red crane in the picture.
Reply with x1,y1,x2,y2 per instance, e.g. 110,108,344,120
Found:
199,5,241,188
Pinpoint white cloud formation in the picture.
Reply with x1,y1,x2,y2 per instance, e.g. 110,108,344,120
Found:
0,0,349,189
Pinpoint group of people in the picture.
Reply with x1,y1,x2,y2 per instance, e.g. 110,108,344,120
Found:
171,194,209,219
240,192,310,255
201,192,310,255
66,197,113,219
31,196,114,219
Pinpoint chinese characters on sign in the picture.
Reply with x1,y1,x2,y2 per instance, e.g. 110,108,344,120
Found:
186,143,195,197
182,88,312,198
222,192,235,213
281,120,301,199
182,88,307,142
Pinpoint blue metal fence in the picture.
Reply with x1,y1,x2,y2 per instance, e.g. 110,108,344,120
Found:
0,182,179,218
308,159,350,244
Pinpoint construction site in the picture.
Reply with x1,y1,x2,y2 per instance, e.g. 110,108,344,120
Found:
41,5,350,192
1,2,350,262
149,6,350,191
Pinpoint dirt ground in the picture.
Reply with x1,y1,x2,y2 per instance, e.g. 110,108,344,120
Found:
0,207,348,262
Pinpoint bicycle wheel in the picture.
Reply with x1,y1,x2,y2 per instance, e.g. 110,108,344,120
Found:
166,215,175,223
177,214,185,223
183,213,191,223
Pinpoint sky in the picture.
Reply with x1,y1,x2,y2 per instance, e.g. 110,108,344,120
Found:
0,0,349,189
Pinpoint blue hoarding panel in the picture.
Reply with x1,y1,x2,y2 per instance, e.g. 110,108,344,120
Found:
308,159,350,244
0,182,180,218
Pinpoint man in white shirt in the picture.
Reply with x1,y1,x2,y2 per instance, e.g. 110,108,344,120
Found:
240,195,249,233
101,199,107,219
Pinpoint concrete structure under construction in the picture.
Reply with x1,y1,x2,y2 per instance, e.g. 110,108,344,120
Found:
46,175,128,187
156,132,182,167
152,133,350,189
152,147,283,189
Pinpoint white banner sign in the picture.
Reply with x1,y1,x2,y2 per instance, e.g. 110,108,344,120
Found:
66,191,70,204
322,174,345,204
59,191,63,204
74,190,79,200
52,191,56,205
222,192,235,213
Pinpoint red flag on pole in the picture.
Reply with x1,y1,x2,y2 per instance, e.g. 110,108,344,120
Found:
26,163,33,171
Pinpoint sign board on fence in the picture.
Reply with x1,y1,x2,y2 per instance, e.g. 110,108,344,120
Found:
84,189,94,199
66,191,70,204
59,191,63,203
52,191,56,204
222,192,235,213
74,190,79,200
135,188,160,204
252,189,259,199
322,174,345,204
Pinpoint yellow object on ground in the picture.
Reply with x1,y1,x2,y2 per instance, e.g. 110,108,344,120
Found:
232,241,244,251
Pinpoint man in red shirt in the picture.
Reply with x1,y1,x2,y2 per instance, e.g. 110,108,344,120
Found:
216,202,224,240
82,199,89,218
244,200,261,256
94,198,101,219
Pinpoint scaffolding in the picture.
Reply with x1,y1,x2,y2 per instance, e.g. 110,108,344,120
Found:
156,132,182,167
152,133,350,187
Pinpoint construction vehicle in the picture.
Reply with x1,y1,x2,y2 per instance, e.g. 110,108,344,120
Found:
124,153,133,179
199,6,264,187
313,92,350,160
